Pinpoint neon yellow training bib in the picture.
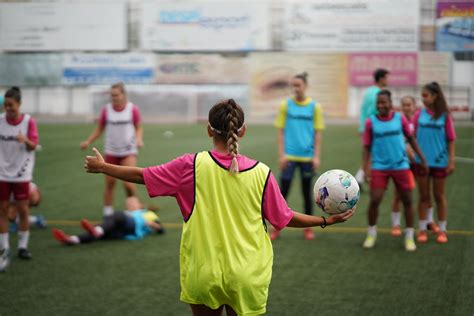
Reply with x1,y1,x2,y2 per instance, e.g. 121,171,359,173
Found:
180,151,273,315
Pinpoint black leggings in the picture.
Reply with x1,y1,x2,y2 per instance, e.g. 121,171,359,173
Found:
78,212,135,243
280,162,314,215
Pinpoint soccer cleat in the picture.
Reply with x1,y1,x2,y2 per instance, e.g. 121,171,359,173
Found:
391,226,402,237
363,235,376,249
304,228,314,241
436,232,448,244
270,229,280,241
80,219,101,238
404,238,417,252
417,230,428,243
427,222,441,234
18,248,32,260
0,248,11,272
52,228,75,245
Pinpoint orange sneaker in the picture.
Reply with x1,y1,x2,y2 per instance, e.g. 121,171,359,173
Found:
80,219,101,238
391,226,402,237
436,232,448,244
270,229,280,241
427,222,441,234
304,228,314,240
417,230,428,243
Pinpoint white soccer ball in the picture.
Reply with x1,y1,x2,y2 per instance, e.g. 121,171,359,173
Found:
313,169,360,215
163,130,174,139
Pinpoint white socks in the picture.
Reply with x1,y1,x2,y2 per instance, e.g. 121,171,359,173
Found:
439,221,447,232
18,231,30,249
405,228,414,240
419,219,428,231
391,212,401,227
103,206,114,216
95,226,105,237
368,225,377,237
355,168,365,184
70,236,80,244
0,233,9,250
427,207,434,223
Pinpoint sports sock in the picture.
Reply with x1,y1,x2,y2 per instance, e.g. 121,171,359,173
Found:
18,230,29,249
0,233,9,250
419,219,428,231
427,207,434,223
70,236,80,244
405,227,414,239
391,212,401,227
103,206,114,216
355,168,365,184
95,226,104,236
439,221,447,232
368,225,377,237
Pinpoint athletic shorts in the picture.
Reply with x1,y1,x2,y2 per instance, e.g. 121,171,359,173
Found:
0,181,30,201
370,169,415,191
104,155,135,166
412,164,448,179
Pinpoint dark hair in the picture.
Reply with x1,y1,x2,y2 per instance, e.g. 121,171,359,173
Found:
208,99,245,174
294,72,308,85
423,82,448,119
373,69,389,83
377,89,392,102
5,86,21,103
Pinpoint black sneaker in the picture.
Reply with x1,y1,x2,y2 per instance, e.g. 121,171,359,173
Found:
18,248,32,260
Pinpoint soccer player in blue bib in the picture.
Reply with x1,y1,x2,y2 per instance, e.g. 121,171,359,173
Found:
355,69,390,189
413,82,456,244
272,72,325,240
362,90,428,251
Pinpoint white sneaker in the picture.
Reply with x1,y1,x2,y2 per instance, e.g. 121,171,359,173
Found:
0,248,11,272
405,238,417,252
363,235,376,249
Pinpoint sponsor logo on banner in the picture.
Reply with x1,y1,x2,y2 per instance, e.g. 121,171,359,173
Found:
63,54,155,85
284,0,419,52
349,53,417,86
141,1,271,51
436,1,474,51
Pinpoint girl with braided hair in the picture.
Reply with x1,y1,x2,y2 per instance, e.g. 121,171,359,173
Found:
83,99,354,316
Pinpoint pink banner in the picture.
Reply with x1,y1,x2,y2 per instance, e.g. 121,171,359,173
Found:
349,53,418,86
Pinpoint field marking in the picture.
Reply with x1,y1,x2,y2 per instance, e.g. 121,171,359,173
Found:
455,156,474,164
47,220,474,236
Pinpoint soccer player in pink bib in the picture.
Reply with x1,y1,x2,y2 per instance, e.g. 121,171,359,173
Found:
80,82,143,216
0,87,39,271
83,99,354,315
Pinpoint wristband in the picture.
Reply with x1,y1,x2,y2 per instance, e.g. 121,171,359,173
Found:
320,216,327,228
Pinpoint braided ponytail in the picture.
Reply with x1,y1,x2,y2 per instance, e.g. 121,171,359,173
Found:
226,99,240,174
208,99,245,175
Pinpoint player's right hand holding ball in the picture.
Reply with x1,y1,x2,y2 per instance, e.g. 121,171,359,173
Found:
327,207,356,224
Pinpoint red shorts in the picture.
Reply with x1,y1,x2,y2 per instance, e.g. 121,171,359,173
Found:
370,169,415,191
412,164,448,179
104,155,135,166
0,181,30,201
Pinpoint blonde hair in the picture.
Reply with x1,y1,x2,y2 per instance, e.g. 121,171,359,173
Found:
111,82,126,94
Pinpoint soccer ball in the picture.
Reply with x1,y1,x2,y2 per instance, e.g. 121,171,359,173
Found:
313,169,360,215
